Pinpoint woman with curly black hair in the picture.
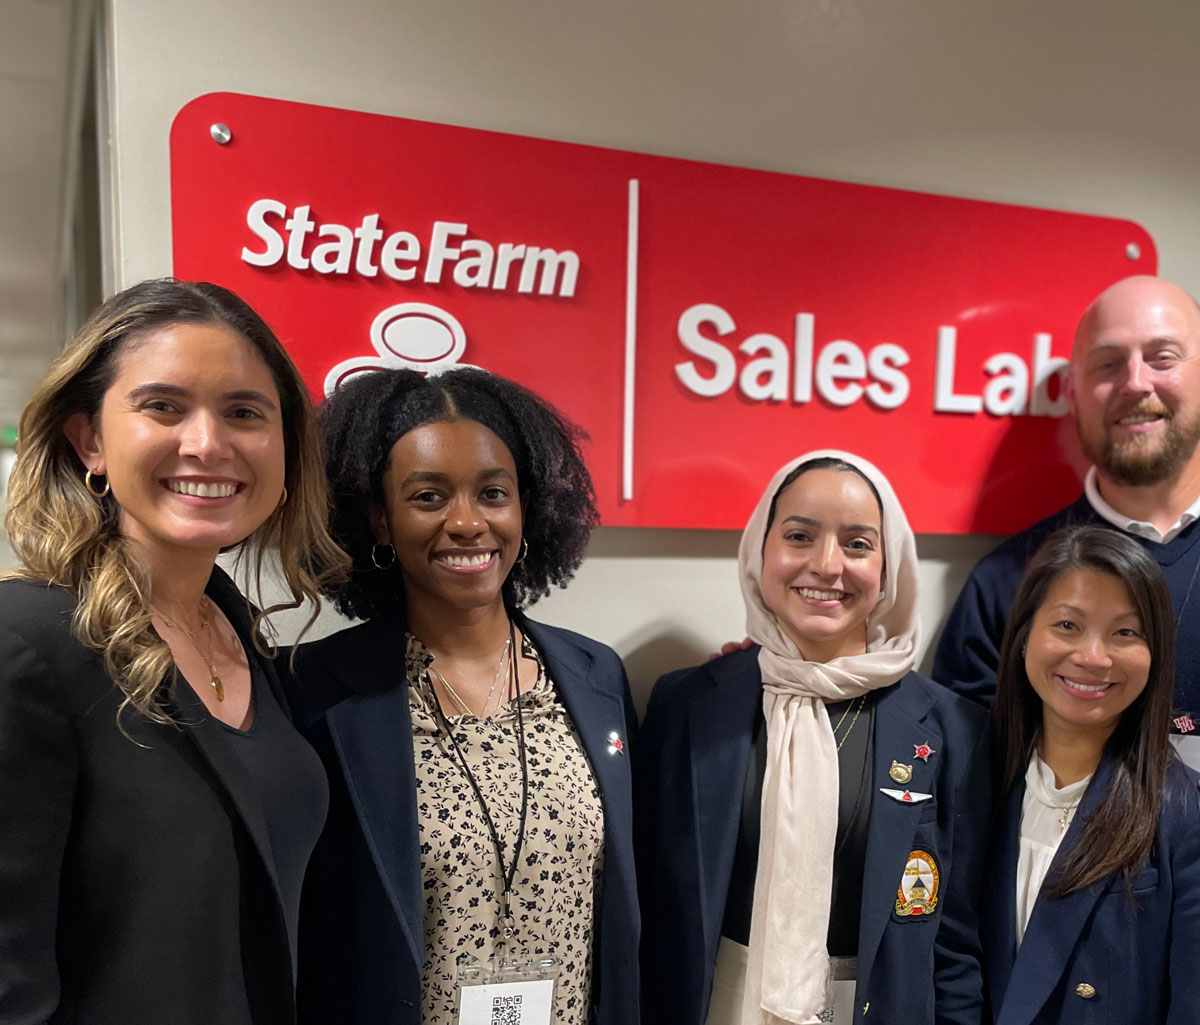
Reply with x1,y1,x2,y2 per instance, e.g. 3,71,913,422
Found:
293,368,639,1025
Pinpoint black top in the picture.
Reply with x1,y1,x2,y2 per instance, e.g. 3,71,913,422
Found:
720,691,877,956
0,570,301,1025
219,658,329,975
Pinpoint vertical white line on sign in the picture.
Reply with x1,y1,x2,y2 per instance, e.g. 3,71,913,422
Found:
623,179,639,502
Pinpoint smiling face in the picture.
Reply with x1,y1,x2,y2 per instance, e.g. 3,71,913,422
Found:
759,467,884,662
65,321,286,565
1024,568,1151,742
1069,276,1200,487
372,418,523,619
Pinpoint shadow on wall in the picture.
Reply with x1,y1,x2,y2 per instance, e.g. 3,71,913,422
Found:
621,625,718,719
968,411,1086,535
915,410,1084,676
916,532,1006,678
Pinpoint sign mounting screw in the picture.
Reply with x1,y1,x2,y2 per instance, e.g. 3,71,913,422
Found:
210,123,232,145
1125,242,1141,261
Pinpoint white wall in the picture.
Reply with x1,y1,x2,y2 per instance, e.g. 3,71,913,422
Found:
103,0,1200,708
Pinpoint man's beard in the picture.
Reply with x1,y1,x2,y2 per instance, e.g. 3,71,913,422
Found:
1080,401,1200,486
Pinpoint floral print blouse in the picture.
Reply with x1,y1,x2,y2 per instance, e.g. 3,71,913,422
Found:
405,633,605,1025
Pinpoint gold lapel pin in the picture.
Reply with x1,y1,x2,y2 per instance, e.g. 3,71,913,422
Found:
889,760,913,784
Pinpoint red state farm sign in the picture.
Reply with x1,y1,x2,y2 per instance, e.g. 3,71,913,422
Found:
170,92,1156,533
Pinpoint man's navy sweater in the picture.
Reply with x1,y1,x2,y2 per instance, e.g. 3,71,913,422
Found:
933,494,1200,726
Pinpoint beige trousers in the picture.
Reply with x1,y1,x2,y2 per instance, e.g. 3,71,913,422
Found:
703,938,857,1025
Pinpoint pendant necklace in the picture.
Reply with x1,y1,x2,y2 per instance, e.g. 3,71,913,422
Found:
430,635,513,718
153,595,225,702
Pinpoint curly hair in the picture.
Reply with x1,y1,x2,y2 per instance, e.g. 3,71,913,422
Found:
319,367,598,622
4,278,349,727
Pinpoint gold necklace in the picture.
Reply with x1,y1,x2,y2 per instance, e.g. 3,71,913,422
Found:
479,636,513,716
429,635,513,718
153,595,225,702
831,699,855,733
834,695,867,752
430,667,473,715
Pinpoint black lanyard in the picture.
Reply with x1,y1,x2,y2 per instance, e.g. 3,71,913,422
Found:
429,620,529,942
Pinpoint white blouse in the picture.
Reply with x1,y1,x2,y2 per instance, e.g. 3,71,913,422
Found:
1015,752,1093,946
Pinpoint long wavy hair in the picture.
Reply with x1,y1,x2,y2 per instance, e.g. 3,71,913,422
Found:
4,278,349,726
993,524,1176,896
319,367,598,622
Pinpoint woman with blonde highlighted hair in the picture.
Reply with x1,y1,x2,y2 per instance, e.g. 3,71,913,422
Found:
0,278,347,1025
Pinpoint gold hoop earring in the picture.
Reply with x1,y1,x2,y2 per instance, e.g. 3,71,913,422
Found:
84,469,110,498
371,542,396,570
515,537,529,564
277,486,288,511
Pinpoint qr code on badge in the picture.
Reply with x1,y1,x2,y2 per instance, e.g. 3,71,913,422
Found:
491,993,523,1025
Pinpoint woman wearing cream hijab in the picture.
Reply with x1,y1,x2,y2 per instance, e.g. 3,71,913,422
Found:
635,452,988,1025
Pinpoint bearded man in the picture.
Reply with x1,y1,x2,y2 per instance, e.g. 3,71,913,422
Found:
934,276,1200,752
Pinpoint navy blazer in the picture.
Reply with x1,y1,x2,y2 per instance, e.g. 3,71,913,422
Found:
291,615,640,1025
634,648,989,1025
983,755,1200,1025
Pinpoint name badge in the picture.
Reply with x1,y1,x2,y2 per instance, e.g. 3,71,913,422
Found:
455,954,560,1025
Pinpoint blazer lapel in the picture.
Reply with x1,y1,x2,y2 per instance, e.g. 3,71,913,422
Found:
994,757,1115,1025
322,625,424,978
856,679,941,982
686,654,762,942
524,621,629,816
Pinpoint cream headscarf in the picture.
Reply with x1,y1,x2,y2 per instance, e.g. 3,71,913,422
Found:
737,450,921,1025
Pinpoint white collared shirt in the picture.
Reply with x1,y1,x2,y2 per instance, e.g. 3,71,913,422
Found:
1084,467,1200,545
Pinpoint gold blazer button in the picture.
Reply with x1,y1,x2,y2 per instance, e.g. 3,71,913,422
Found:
1075,983,1096,999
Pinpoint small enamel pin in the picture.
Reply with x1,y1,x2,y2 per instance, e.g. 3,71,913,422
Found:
607,730,625,755
1174,715,1196,734
913,741,936,762
880,788,932,803
889,760,913,784
896,849,939,916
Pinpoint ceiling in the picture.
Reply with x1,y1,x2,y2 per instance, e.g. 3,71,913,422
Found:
0,0,79,435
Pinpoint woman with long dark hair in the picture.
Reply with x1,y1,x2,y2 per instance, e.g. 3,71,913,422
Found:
0,279,347,1025
293,367,638,1025
984,524,1200,1024
636,451,989,1025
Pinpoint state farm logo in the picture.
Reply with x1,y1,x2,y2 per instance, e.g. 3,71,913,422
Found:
240,200,580,296
240,198,581,393
323,302,476,394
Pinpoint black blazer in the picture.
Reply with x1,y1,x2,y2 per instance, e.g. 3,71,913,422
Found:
635,648,990,1025
290,615,641,1025
982,755,1200,1025
0,572,296,1025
